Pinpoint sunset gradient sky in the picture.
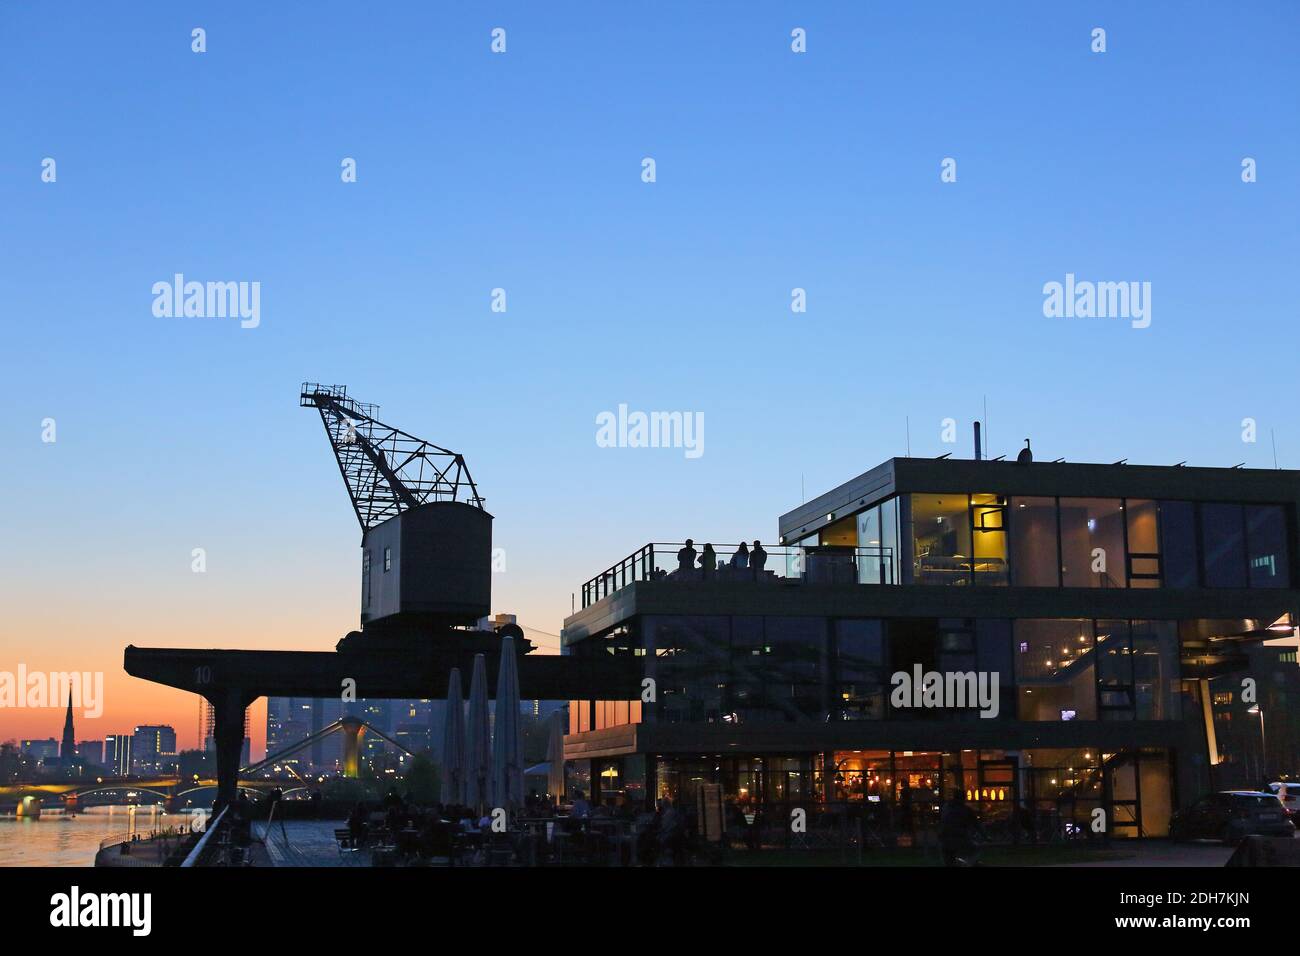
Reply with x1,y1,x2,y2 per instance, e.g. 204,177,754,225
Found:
1,2,1296,756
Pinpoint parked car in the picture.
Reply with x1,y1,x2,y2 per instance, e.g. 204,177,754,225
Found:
1169,791,1296,843
1269,782,1300,818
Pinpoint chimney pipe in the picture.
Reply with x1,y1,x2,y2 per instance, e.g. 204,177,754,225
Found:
974,421,982,461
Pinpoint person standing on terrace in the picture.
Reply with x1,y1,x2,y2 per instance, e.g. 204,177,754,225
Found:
699,543,717,578
734,541,750,571
751,540,767,574
677,539,697,574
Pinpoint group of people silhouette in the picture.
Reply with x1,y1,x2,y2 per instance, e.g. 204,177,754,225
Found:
675,539,768,577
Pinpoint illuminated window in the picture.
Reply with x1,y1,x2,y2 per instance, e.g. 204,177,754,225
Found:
1059,499,1126,588
970,494,1008,585
911,494,972,585
1010,496,1059,586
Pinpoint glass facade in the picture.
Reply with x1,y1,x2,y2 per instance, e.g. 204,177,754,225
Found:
656,755,815,807
827,497,900,584
898,494,1290,590
1015,619,1097,721
1245,504,1290,587
1014,618,1179,722
1131,620,1180,720
570,614,1188,728
1201,503,1247,588
970,493,1009,584
832,619,885,720
581,486,1292,608
910,494,973,584
1009,496,1059,586
1125,499,1161,587
1059,498,1126,587
1159,500,1198,587
646,746,1173,838
564,611,1215,839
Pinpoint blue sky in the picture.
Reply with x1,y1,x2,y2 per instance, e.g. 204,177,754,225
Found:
2,1,1297,704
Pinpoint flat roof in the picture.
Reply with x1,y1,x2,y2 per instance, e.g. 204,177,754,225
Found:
778,457,1300,543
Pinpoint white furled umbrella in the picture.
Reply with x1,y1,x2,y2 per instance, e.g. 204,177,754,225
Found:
440,667,465,807
491,636,525,812
465,654,492,813
546,709,566,805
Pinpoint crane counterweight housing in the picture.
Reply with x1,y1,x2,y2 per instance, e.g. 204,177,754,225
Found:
300,382,492,631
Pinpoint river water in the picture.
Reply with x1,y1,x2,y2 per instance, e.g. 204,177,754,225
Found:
0,806,197,867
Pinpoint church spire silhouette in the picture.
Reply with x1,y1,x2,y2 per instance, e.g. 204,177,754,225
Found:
61,691,76,760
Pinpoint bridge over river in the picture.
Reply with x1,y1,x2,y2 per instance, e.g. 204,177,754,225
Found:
0,777,287,815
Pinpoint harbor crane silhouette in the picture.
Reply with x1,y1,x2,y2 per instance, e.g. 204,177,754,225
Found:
125,384,641,812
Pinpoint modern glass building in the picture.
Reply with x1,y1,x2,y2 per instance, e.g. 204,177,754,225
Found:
561,455,1299,839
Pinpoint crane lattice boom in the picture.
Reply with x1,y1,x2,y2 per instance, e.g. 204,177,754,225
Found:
300,383,484,531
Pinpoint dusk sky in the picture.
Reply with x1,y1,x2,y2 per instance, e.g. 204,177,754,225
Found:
2,1,1296,755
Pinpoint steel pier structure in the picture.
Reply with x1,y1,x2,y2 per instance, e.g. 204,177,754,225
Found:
124,385,640,811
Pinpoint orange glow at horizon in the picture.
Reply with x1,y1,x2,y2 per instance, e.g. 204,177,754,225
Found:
0,569,564,760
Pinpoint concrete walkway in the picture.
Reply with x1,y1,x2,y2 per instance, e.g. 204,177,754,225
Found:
254,820,359,867
1058,840,1237,867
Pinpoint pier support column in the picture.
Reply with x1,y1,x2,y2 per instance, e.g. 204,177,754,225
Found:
209,687,252,812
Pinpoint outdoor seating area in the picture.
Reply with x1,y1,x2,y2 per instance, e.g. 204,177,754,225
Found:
330,792,692,867
582,540,894,607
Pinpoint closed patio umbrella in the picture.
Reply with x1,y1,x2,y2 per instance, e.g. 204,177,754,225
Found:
440,667,465,807
491,635,525,813
546,709,565,805
465,654,491,814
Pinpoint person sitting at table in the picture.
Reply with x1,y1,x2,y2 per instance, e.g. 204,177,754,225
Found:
635,801,660,866
658,798,686,866
676,540,697,575
725,800,749,849
570,789,592,819
347,802,367,847
751,540,768,574
418,814,453,859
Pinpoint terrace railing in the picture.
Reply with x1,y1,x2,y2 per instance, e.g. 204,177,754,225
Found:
581,543,895,608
